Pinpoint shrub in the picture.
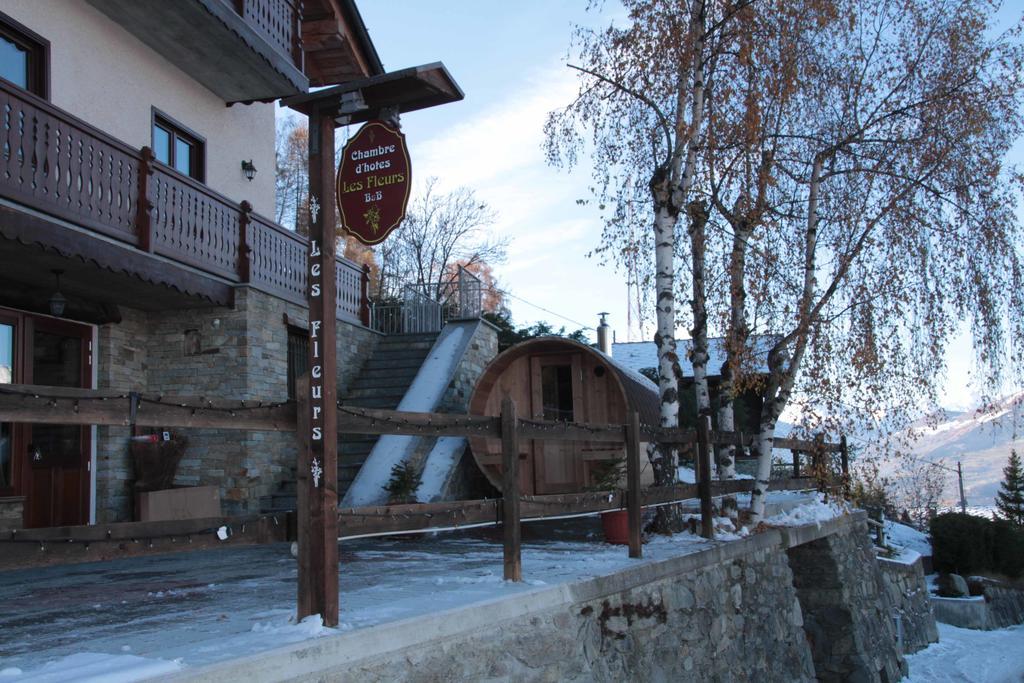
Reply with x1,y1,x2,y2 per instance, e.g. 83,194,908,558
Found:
382,462,422,504
930,513,994,575
992,518,1024,579
930,512,1024,578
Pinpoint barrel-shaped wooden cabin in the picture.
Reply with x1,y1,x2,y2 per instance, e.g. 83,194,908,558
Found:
468,337,660,495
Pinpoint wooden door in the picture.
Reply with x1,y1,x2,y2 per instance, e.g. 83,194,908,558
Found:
22,316,92,528
529,353,584,494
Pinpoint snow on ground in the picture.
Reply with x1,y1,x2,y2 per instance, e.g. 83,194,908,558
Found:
676,465,753,483
762,493,850,527
904,623,1024,682
0,492,824,680
885,520,932,557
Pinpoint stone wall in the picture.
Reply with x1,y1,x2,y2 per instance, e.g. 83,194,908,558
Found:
177,528,822,683
786,517,906,682
174,515,902,683
93,287,380,520
876,556,939,654
931,578,1024,630
436,319,499,414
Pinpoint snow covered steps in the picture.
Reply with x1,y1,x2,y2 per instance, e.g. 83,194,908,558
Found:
259,332,438,513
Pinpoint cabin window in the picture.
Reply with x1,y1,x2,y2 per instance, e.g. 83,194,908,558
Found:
0,12,48,98
152,110,205,181
541,364,574,422
287,326,308,400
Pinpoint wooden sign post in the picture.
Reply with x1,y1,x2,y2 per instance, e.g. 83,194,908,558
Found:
297,109,340,627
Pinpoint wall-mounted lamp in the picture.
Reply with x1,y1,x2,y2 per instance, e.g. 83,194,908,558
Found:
48,269,66,317
241,159,257,182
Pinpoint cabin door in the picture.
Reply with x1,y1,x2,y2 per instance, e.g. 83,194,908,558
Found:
21,316,93,528
530,353,584,494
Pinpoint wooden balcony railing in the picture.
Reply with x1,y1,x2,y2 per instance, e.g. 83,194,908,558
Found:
0,80,367,325
233,0,304,70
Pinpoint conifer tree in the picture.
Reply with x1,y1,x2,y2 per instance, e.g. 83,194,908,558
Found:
996,450,1024,527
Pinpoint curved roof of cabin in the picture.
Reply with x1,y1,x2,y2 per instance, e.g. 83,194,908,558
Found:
469,336,661,428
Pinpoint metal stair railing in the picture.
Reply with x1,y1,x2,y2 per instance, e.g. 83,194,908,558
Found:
368,267,485,334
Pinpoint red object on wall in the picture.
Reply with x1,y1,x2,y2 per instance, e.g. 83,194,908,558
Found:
336,120,411,246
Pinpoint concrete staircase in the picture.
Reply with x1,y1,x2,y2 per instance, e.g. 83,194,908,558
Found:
260,332,439,513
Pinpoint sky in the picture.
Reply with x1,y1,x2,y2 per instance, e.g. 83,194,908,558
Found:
288,2,1023,414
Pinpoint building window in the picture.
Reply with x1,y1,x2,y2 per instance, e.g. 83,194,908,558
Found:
152,109,205,181
287,326,308,401
0,12,49,98
541,364,575,422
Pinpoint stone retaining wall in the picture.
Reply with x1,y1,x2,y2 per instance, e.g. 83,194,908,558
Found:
785,517,906,682
171,513,905,683
931,578,1024,631
876,555,939,654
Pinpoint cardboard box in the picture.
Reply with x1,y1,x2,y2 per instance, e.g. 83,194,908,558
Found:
137,486,220,522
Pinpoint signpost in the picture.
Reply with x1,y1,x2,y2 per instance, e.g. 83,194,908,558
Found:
297,110,340,626
298,118,412,628
284,62,460,631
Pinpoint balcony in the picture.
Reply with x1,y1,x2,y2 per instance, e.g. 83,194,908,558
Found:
85,0,308,102
0,79,368,325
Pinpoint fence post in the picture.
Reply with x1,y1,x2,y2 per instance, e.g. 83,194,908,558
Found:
697,412,714,540
840,435,850,494
238,200,252,283
625,410,642,559
792,450,800,478
360,264,371,327
137,146,155,253
501,396,521,582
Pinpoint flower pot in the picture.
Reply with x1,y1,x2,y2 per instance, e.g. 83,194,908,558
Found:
601,509,630,545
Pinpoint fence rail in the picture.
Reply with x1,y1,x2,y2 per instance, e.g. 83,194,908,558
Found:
0,80,368,325
0,383,843,576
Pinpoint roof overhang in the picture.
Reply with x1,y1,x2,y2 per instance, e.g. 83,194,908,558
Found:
302,0,385,86
281,62,463,123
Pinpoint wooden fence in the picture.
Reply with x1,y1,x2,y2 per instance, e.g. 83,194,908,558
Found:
0,383,846,574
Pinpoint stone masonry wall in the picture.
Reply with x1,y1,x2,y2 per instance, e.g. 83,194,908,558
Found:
876,556,939,654
344,535,816,682
787,517,906,682
93,287,380,520
437,319,499,414
172,515,906,683
94,306,149,522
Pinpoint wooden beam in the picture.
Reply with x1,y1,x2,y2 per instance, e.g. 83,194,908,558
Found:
625,410,642,559
501,397,522,582
0,384,296,431
338,499,498,537
297,109,339,627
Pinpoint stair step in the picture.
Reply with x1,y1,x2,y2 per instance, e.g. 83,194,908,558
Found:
346,397,401,409
363,353,431,366
346,387,409,401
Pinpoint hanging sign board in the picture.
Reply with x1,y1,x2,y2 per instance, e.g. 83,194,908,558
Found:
337,120,411,246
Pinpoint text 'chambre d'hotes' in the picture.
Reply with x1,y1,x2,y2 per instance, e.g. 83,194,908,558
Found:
341,144,406,198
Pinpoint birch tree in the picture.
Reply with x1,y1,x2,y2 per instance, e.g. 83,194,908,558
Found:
737,0,1024,520
546,0,738,530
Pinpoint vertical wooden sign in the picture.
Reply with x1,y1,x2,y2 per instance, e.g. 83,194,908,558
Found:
297,110,339,627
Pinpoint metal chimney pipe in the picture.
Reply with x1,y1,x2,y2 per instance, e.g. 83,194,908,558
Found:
597,312,611,355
